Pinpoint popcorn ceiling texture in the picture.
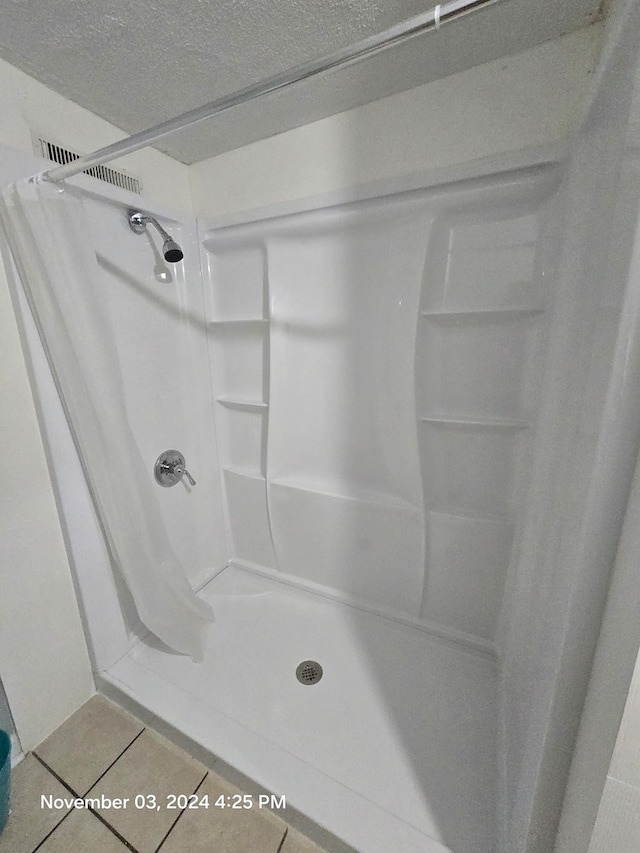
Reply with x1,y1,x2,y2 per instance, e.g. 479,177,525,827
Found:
0,0,601,164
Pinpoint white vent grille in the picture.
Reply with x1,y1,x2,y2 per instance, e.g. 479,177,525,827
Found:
33,136,142,195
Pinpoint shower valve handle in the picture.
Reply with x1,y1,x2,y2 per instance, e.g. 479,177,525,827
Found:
174,464,196,487
153,450,196,488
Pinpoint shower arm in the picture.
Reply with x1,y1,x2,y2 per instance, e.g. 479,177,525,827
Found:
41,0,505,185
131,213,172,243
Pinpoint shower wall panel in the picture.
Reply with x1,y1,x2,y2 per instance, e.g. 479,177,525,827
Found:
203,196,430,614
83,196,227,590
202,169,558,636
267,200,430,613
11,179,229,670
416,188,554,642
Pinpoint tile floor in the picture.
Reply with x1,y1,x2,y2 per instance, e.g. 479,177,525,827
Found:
0,695,326,853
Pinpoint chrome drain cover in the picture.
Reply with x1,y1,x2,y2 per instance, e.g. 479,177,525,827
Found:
296,660,323,685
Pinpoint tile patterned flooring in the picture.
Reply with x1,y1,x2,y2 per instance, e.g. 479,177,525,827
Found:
0,695,325,853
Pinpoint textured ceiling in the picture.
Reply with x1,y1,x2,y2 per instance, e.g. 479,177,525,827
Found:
0,0,602,164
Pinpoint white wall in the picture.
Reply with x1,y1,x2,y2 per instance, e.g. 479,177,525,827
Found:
190,25,603,221
0,55,192,215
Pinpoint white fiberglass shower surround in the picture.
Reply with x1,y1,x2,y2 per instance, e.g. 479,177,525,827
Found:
3,2,640,852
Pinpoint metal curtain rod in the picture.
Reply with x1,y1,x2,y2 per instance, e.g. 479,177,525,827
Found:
43,0,503,184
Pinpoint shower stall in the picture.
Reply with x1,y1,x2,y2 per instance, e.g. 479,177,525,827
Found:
2,1,640,851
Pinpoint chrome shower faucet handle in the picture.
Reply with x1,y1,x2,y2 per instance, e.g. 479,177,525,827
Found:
154,450,196,487
173,463,196,487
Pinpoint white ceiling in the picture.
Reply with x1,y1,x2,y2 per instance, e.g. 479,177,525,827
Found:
0,0,602,164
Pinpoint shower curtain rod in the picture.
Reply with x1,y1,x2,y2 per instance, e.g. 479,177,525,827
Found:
42,0,504,184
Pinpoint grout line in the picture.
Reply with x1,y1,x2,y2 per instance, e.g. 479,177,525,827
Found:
154,771,209,852
276,826,288,853
30,756,138,851
29,758,140,851
33,727,147,798
32,753,82,797
81,727,147,794
32,729,150,852
86,807,140,852
31,808,74,852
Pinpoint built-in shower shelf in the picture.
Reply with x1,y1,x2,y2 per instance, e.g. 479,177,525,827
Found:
420,307,545,322
269,476,422,516
223,465,265,482
216,397,268,412
208,318,268,329
420,415,530,429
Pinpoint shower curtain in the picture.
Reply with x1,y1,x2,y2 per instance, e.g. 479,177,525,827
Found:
0,176,213,661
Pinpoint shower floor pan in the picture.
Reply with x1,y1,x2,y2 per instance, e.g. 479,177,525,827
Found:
104,566,498,853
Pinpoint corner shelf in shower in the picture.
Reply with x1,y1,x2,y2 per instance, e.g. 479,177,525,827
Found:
223,465,266,482
420,307,545,322
269,476,422,516
216,397,268,412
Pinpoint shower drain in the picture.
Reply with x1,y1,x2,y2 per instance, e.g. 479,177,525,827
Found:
296,660,323,685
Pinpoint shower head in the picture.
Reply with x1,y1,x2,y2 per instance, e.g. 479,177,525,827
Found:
162,238,183,263
128,211,184,264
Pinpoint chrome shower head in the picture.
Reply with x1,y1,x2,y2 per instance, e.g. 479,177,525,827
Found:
128,210,184,264
162,238,183,263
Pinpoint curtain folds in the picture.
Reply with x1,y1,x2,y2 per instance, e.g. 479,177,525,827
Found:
0,177,212,661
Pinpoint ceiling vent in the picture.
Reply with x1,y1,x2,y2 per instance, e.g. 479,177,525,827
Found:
32,134,142,195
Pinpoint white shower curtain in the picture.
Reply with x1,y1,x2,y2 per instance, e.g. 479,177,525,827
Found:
0,176,213,661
